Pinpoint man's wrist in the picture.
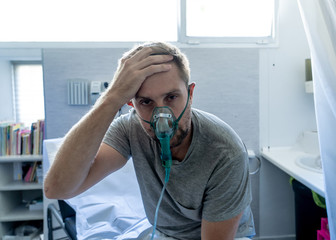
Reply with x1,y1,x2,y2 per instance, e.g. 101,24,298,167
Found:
96,90,127,114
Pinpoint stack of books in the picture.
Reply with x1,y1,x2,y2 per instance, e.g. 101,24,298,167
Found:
0,120,45,156
23,162,43,183
13,161,43,183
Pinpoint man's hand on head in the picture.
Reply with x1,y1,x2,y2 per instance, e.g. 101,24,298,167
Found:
105,47,173,107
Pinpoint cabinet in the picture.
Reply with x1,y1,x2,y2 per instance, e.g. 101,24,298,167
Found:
0,155,43,237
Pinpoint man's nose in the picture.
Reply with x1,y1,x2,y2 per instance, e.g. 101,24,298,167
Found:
155,100,166,108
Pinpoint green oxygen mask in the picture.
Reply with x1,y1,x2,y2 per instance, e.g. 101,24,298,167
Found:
152,107,175,168
142,90,190,169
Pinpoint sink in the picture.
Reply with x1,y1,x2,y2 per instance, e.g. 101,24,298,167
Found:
295,155,323,173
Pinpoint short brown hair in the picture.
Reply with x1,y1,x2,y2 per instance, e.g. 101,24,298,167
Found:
121,41,190,87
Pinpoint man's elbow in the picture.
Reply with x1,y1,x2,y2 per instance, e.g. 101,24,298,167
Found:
43,184,56,199
43,178,73,200
44,181,63,199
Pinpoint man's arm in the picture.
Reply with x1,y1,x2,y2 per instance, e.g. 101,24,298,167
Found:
43,97,125,199
43,47,173,200
201,212,243,240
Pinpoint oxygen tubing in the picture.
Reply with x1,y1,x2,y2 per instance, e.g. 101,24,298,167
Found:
150,167,171,240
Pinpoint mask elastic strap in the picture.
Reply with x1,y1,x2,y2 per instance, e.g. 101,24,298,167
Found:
174,88,190,126
140,116,154,128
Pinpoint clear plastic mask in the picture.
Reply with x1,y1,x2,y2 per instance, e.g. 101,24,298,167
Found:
151,106,177,140
139,90,190,168
142,90,190,141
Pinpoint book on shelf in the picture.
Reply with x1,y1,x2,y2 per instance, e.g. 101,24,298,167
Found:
13,162,23,180
36,164,43,183
22,162,42,183
0,120,44,156
30,161,38,182
23,165,33,182
10,123,22,155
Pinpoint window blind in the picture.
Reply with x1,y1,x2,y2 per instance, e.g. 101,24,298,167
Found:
12,62,44,127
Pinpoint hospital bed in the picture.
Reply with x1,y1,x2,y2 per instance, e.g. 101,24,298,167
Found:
44,138,152,240
43,138,258,240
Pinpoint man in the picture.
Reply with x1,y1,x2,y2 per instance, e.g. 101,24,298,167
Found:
44,42,255,239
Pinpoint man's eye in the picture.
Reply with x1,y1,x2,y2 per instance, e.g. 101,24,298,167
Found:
166,95,177,102
140,99,152,105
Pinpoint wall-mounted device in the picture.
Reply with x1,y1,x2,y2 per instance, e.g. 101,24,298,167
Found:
90,81,102,105
68,80,89,105
68,80,109,106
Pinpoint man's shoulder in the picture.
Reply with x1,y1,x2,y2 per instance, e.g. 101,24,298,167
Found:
191,108,228,130
113,110,137,124
191,108,245,151
191,108,220,121
107,110,141,136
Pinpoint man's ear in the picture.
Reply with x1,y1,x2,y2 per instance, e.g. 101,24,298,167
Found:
127,101,134,107
188,82,196,99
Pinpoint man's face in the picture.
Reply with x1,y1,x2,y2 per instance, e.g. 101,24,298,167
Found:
132,63,194,148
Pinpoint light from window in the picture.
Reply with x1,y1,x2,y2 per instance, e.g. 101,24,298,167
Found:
0,0,276,44
12,63,44,127
0,0,177,42
186,0,275,38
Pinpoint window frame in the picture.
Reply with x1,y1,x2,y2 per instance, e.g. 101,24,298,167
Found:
0,0,279,48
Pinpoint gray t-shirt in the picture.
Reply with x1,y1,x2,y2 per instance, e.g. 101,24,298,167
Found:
103,108,255,239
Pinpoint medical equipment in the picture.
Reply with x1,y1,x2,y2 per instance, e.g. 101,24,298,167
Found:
145,91,190,239
149,107,175,239
151,107,176,168
141,89,190,168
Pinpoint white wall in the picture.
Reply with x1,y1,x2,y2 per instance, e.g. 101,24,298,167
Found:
260,0,316,148
0,61,13,121
259,0,316,238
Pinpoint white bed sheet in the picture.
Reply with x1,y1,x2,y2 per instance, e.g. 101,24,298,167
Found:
66,159,153,240
44,138,152,240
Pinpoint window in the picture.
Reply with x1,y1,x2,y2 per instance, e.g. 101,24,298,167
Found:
0,0,276,44
0,0,178,42
181,0,276,43
12,62,44,127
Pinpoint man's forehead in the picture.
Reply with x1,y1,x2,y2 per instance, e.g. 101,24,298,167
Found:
135,89,183,99
135,64,186,98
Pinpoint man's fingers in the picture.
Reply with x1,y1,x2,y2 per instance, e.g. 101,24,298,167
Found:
120,48,174,83
140,63,172,80
138,54,174,70
125,46,173,69
124,46,153,63
109,46,174,103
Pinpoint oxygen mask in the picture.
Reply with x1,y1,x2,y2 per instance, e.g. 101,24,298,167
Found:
150,107,177,168
152,107,177,139
140,90,190,168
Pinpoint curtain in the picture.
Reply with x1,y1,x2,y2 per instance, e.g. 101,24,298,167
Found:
297,0,336,239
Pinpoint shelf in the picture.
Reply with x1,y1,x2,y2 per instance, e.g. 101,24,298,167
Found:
0,155,42,163
0,204,43,222
0,154,44,237
0,181,42,191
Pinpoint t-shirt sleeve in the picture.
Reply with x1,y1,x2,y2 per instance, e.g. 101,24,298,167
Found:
102,114,132,160
202,150,252,222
